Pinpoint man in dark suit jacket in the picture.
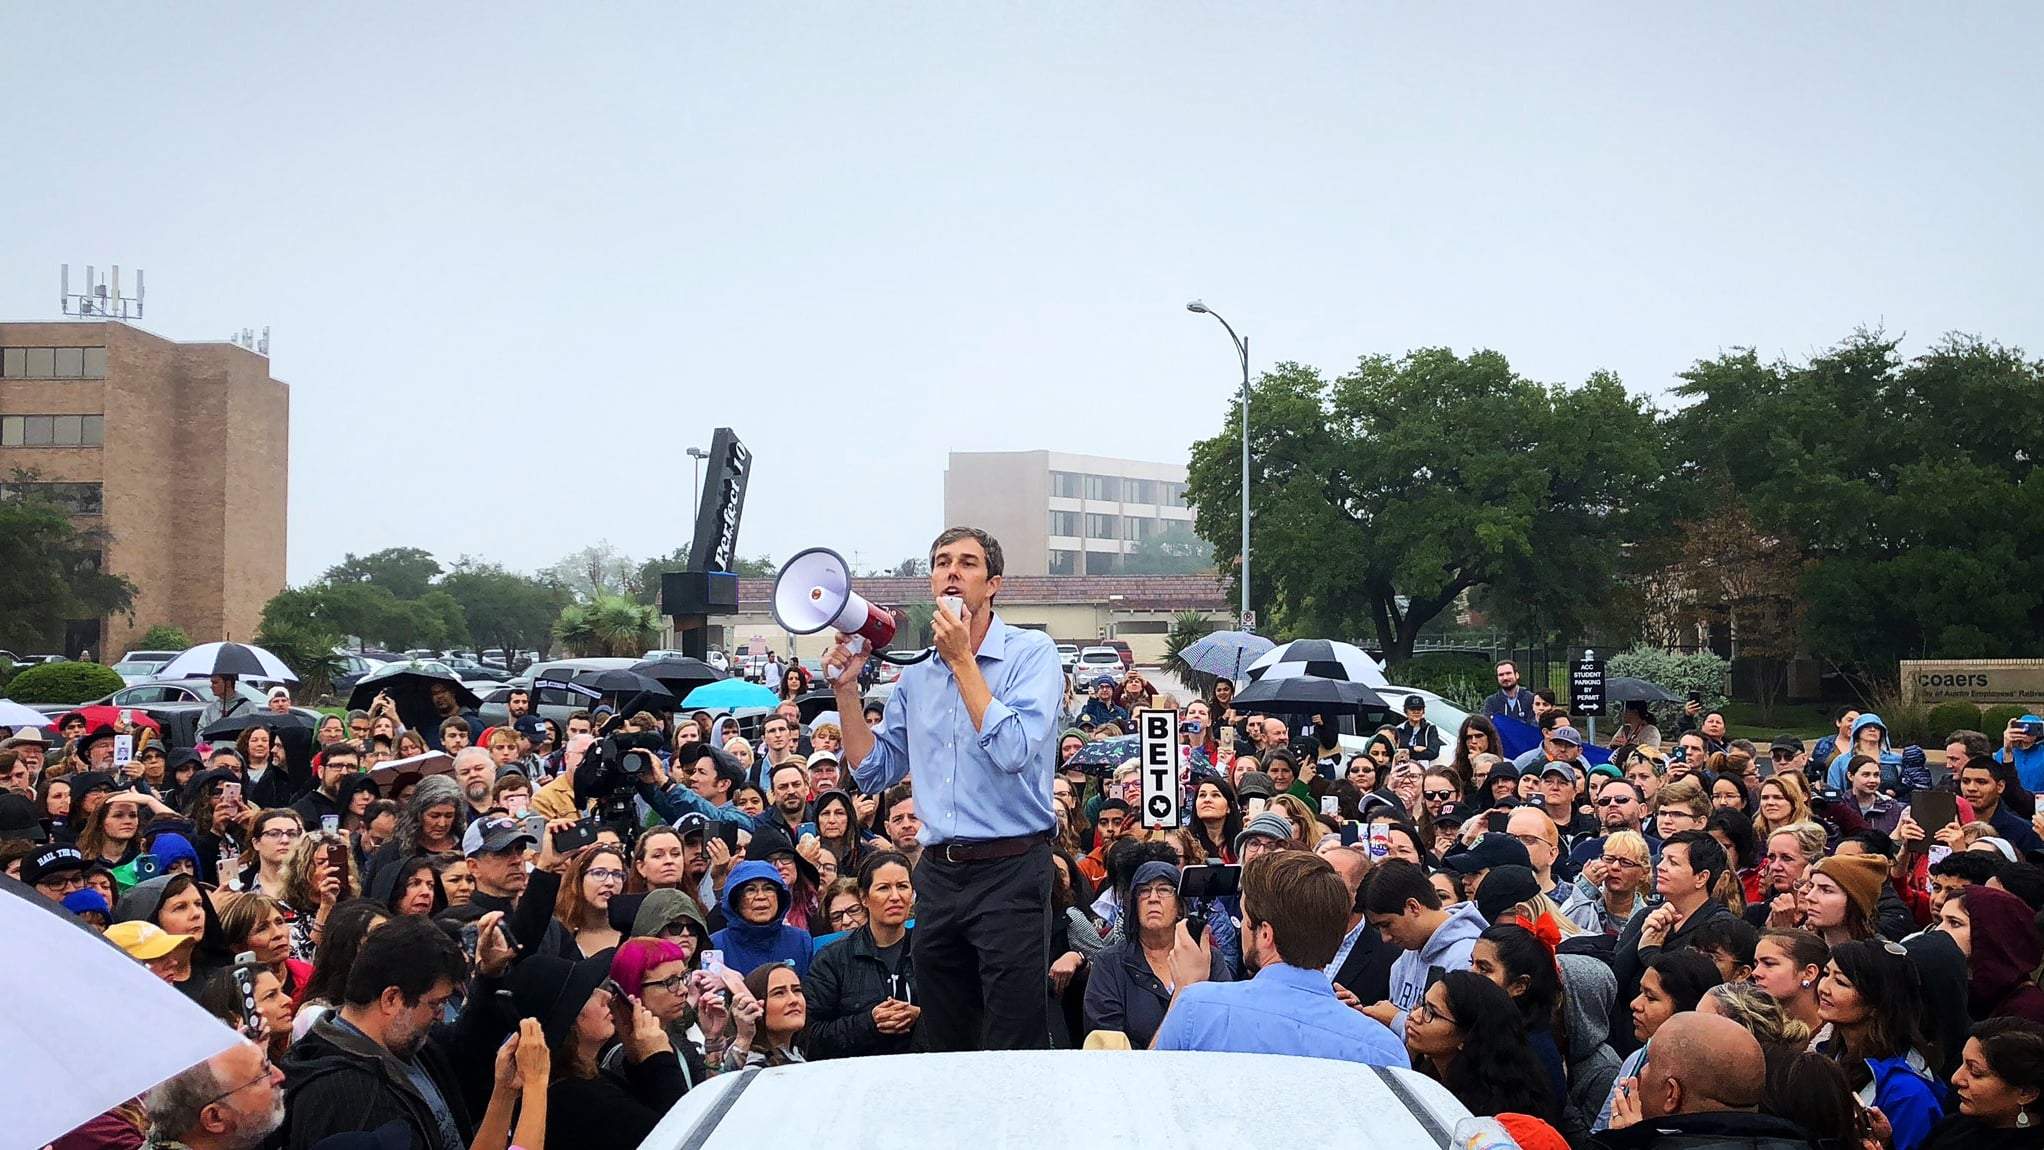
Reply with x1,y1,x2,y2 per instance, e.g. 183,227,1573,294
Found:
1324,847,1396,1004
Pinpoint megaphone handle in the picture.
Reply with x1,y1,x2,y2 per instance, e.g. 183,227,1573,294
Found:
824,635,869,682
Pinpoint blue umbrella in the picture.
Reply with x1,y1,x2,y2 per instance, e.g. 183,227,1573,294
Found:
682,678,782,710
1177,630,1276,681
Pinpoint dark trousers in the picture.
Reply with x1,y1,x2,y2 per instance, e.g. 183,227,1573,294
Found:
912,839,1053,1051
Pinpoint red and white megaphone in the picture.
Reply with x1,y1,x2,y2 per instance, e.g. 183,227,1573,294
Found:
772,547,900,665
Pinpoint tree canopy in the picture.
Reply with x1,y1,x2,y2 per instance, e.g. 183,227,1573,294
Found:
0,488,136,653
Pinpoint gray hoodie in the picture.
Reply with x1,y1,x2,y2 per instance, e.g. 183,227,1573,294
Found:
1556,952,1621,1144
1386,901,1486,1035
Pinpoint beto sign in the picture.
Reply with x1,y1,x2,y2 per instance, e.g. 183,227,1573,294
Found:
1137,708,1181,829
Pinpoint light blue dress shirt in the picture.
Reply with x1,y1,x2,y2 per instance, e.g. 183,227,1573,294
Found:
851,612,1064,844
1151,961,1408,1067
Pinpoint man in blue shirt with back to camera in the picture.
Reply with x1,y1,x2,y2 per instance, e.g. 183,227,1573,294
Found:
1151,849,1407,1066
830,526,1065,1051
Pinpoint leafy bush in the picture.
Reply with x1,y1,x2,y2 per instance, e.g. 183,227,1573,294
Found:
1605,647,1730,715
136,625,192,650
1985,704,2033,740
1925,702,1984,742
6,661,124,704
1881,705,1932,748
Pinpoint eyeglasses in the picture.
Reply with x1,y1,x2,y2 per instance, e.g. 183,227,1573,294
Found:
198,1057,277,1109
1411,1000,1457,1027
1598,856,1645,870
642,974,691,995
1510,833,1554,850
586,868,628,886
258,828,302,842
830,904,868,925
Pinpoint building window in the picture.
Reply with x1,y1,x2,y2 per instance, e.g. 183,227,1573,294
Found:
1161,482,1188,508
1116,620,1170,634
1,414,103,447
1126,479,1157,505
1126,517,1163,542
1083,474,1122,501
1085,513,1119,539
1048,510,1081,537
1050,471,1083,499
1,347,107,379
1047,549,1079,576
0,481,104,515
1084,550,1120,575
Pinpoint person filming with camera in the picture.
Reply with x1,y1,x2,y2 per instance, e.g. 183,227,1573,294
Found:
826,526,1064,1051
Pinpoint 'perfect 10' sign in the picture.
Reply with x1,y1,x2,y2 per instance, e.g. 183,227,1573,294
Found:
1138,709,1181,828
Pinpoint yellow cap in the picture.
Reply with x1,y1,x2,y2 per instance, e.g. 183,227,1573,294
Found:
104,920,196,961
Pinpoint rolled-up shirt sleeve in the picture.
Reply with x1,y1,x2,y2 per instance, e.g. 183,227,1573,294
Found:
852,679,913,795
974,640,1064,775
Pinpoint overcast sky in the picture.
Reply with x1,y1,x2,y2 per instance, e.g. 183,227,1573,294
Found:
4,5,2039,585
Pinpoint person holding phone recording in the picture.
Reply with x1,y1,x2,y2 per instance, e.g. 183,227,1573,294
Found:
826,527,1064,1052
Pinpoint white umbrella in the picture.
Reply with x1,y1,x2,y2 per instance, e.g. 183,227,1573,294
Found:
0,699,52,729
2,882,240,1148
1243,638,1390,689
153,641,299,683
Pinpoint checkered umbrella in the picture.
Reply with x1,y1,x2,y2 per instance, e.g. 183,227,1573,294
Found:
1176,631,1277,682
1243,639,1389,689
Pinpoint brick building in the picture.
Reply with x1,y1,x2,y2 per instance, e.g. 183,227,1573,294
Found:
0,321,288,658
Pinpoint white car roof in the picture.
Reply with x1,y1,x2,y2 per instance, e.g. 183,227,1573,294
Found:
637,1050,1468,1149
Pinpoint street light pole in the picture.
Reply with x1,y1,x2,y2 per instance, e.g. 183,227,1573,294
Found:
686,446,710,520
1185,300,1252,628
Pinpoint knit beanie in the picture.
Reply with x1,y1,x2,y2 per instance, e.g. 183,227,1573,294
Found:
1812,852,1886,920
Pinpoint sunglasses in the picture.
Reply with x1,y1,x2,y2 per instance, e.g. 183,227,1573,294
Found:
1423,790,1456,801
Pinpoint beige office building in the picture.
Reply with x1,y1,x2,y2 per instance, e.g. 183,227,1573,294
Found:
942,450,1195,577
0,321,288,658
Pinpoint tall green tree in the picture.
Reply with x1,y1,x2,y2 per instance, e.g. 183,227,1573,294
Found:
1669,330,2044,682
439,559,568,659
1184,350,1668,663
1120,522,1215,575
322,547,443,601
0,493,136,652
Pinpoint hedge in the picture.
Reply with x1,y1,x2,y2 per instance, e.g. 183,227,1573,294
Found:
1605,647,1731,717
1925,702,1985,743
1985,704,2034,740
5,661,124,704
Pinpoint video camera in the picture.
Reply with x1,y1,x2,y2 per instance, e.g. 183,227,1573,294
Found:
572,729,670,836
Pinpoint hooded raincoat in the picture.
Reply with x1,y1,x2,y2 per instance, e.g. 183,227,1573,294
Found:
709,860,815,977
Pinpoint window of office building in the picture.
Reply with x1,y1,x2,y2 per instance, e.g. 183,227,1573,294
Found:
1124,516,1160,542
1162,482,1188,508
0,481,104,515
1048,510,1081,537
1085,513,1119,539
1126,478,1158,505
1083,474,1122,501
1,414,104,447
1047,549,1079,576
1,347,108,379
1084,550,1120,575
1050,470,1083,499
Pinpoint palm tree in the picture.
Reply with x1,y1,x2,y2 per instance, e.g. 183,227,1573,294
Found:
554,595,660,657
1164,610,1219,694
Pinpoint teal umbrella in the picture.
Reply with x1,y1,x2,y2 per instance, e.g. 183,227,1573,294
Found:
682,678,782,710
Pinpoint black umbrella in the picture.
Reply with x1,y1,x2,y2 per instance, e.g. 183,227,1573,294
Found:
1234,675,1385,715
570,669,678,713
1606,676,1683,704
628,657,725,695
199,710,315,740
346,661,482,734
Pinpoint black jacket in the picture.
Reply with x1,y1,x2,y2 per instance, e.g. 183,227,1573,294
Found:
546,1051,690,1150
1082,935,1230,1049
241,761,307,811
282,1015,474,1150
805,925,918,1058
1611,898,1734,1055
291,787,345,831
1590,1109,1819,1150
1330,919,1397,1006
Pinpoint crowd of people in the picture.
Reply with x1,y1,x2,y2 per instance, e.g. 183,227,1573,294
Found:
14,634,2044,1149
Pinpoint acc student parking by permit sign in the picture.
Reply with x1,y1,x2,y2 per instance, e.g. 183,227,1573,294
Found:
1138,709,1181,828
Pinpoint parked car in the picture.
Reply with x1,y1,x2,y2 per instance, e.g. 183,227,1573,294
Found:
440,656,509,685
636,1050,1470,1149
33,680,321,751
492,657,643,728
331,652,386,696
1055,642,1080,671
1101,639,1134,670
111,650,182,686
1074,646,1123,685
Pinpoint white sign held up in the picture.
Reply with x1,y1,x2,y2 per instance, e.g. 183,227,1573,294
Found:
1137,708,1181,828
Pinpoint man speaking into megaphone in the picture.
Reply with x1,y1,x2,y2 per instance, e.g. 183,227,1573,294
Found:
823,525,1065,1051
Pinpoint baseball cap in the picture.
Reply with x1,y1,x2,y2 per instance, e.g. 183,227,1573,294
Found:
1442,834,1532,876
1769,735,1806,755
267,686,291,702
69,771,117,799
0,728,49,748
1539,760,1578,779
513,715,548,743
1092,676,1117,690
104,920,196,961
1544,726,1584,748
462,815,538,858
0,792,48,842
23,844,87,885
673,812,711,841
1475,864,1543,924
1234,811,1294,853
1588,763,1623,782
1434,799,1476,826
1403,694,1427,712
805,750,840,769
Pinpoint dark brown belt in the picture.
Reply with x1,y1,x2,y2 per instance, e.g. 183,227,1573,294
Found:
933,834,1049,864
